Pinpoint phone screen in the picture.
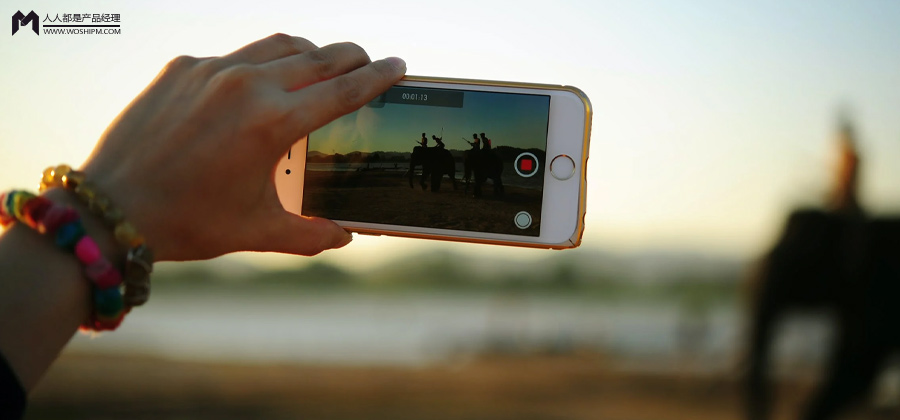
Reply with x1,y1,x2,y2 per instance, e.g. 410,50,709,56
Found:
303,85,550,237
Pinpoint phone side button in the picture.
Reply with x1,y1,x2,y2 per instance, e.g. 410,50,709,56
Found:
550,155,576,181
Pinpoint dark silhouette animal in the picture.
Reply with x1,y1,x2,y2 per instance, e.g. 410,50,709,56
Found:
747,211,900,420
746,120,900,420
408,146,457,192
463,141,504,197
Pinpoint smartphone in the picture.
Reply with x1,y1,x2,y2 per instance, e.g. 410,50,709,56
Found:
276,76,591,249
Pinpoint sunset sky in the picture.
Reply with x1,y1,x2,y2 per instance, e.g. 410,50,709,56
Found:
2,0,898,270
309,88,550,155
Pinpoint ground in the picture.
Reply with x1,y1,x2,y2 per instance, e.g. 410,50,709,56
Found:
26,353,897,420
303,170,542,236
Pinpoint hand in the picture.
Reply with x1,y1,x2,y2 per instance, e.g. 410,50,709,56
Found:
80,34,407,261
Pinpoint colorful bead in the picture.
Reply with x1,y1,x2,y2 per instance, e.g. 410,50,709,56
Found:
123,285,150,307
41,167,55,188
42,206,79,234
74,183,97,202
9,192,23,219
4,191,17,216
2,192,19,221
85,258,111,280
93,287,125,317
22,196,51,227
89,195,111,213
126,244,154,274
39,205,66,232
75,236,103,265
12,190,36,220
3,184,136,333
61,171,85,189
123,245,153,307
23,196,53,221
0,193,13,226
51,165,72,185
114,222,145,248
38,164,153,329
92,311,126,331
86,259,123,289
95,267,123,290
102,206,124,226
55,220,86,250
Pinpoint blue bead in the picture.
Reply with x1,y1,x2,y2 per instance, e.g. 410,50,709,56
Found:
94,287,124,317
3,191,16,215
55,221,85,250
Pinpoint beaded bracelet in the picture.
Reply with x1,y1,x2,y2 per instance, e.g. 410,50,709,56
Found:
39,165,153,309
1,190,127,331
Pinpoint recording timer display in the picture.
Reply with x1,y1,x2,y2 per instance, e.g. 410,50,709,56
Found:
400,92,427,101
371,87,465,108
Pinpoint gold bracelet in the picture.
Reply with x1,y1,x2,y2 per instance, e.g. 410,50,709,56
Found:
40,165,153,308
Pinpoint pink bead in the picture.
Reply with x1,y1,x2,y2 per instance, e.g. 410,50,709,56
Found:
40,205,66,232
75,236,103,265
41,205,78,234
95,266,123,289
85,259,110,279
86,259,122,289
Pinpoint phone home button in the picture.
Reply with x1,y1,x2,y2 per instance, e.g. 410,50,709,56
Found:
550,155,576,180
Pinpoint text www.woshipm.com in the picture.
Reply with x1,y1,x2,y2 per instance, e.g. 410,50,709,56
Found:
43,28,121,35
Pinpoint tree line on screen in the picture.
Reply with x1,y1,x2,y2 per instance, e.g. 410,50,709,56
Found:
307,146,546,165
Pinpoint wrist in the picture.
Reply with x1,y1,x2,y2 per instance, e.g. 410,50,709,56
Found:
81,164,175,261
40,165,154,311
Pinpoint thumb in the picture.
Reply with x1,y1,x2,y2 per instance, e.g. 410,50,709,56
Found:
256,211,353,256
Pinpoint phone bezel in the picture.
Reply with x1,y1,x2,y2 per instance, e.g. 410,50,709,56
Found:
276,76,591,249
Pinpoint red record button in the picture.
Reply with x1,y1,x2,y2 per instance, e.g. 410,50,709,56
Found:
514,153,540,178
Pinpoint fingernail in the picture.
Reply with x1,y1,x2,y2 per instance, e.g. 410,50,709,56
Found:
335,231,353,248
385,56,407,72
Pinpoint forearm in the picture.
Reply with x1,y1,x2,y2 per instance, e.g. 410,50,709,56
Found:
0,188,122,391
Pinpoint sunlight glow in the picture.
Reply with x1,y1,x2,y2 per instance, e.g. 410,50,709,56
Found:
2,0,899,268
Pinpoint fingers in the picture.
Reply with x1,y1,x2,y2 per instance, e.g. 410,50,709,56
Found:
225,33,317,64
263,42,373,91
284,57,407,141
255,212,353,256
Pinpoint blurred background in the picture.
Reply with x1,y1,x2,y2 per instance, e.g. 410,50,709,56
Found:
2,1,899,419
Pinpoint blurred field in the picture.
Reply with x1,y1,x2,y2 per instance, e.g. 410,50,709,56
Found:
22,248,900,420
20,353,763,420
29,352,899,420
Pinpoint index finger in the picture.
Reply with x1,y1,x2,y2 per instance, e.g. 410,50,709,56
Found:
226,33,317,64
283,57,406,144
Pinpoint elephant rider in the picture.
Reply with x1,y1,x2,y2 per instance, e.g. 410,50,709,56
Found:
480,133,492,150
432,135,445,149
418,133,428,148
465,133,480,150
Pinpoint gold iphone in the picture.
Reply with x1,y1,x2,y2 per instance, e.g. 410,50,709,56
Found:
276,76,591,249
